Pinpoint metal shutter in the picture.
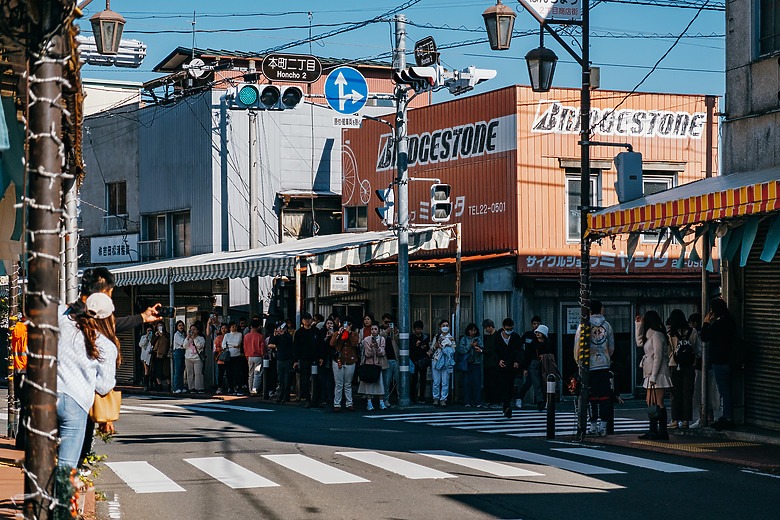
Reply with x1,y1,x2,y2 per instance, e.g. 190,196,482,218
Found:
743,221,780,430
113,292,137,384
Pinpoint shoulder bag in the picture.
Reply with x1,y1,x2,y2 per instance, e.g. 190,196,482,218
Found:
89,390,122,423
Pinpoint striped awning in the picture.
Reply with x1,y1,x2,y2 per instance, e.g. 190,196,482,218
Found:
112,228,452,287
589,168,780,236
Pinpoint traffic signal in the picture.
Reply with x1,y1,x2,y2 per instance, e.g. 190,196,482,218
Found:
430,184,452,222
375,186,395,227
227,84,305,110
447,66,497,96
614,151,643,203
394,65,449,93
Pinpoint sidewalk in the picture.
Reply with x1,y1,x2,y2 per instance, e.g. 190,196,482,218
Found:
0,436,23,519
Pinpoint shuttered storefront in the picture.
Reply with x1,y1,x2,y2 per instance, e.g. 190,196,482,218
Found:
114,291,137,383
743,221,780,430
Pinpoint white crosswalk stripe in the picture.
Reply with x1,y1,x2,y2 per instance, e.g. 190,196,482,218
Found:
414,450,544,477
184,457,280,488
552,448,706,473
337,451,455,479
483,449,625,475
118,400,272,415
368,410,646,438
262,454,370,484
105,461,186,493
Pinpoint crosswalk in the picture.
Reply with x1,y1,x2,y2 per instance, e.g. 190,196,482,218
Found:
118,399,272,416
104,447,705,495
367,410,647,438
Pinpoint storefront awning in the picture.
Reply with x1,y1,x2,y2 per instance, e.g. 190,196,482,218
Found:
111,228,452,287
589,169,780,236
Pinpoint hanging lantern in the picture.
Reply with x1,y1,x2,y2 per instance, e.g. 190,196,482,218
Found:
482,0,516,51
90,1,126,55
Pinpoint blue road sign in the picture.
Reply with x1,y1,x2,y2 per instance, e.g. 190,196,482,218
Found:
324,66,368,115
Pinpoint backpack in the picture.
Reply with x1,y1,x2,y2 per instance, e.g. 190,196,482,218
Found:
673,329,695,367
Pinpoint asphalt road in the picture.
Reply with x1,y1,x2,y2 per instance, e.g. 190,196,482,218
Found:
82,395,779,520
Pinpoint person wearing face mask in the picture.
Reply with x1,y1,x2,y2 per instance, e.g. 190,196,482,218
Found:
359,323,387,411
139,325,155,392
151,321,171,391
497,318,523,419
430,320,456,406
516,316,541,409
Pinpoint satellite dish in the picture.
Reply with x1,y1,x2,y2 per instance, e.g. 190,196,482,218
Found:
188,58,205,78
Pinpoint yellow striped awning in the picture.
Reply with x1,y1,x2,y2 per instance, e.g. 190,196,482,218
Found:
589,169,780,236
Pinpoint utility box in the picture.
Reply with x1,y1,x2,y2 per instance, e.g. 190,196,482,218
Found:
614,151,644,203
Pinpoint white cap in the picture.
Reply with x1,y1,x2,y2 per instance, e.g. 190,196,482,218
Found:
85,293,114,319
535,324,549,337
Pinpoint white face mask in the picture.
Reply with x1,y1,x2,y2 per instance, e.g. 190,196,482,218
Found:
441,326,450,334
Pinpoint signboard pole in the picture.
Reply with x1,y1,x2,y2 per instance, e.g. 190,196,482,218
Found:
249,105,260,318
395,14,411,408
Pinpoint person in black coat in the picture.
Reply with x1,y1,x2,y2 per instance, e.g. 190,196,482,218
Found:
496,318,523,418
701,298,738,430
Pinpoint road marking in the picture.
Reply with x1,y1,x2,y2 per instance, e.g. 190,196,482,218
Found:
741,468,780,480
184,457,279,488
483,449,624,475
553,448,705,473
142,403,229,413
106,461,185,493
414,450,544,477
262,454,369,484
192,403,273,413
337,451,455,479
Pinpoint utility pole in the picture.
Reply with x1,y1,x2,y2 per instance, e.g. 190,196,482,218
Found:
248,62,260,319
394,14,411,407
7,262,19,439
24,1,70,517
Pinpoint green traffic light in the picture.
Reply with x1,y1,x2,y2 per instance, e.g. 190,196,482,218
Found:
238,85,258,106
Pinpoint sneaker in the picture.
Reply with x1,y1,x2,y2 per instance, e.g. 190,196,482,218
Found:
465,403,471,408
515,398,523,408
433,399,439,407
347,405,355,411
503,407,513,419
689,419,701,428
441,400,447,407
588,422,599,435
333,406,341,413
598,420,607,437
367,401,374,411
379,401,387,410
668,421,679,430
215,388,223,395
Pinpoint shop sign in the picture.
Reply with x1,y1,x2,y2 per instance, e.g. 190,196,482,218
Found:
518,251,717,273
212,279,229,294
91,234,138,264
523,0,582,22
330,272,350,292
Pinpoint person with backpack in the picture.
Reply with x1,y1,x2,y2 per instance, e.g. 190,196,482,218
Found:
666,309,698,429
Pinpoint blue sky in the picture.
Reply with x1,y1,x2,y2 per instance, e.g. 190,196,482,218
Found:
77,0,725,99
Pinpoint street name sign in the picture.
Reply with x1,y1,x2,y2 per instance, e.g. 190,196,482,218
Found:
324,66,368,115
414,36,439,67
261,53,322,83
522,0,582,22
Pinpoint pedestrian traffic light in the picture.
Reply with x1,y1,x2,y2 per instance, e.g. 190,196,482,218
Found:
447,66,497,96
614,151,644,203
375,186,395,227
227,84,305,110
430,184,452,222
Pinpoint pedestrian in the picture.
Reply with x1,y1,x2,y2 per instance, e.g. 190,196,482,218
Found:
574,300,615,436
409,320,430,404
359,323,387,411
481,319,501,409
56,293,119,469
359,313,375,342
172,320,187,393
223,322,244,395
239,316,250,336
184,323,206,393
430,320,456,407
139,325,154,391
517,316,541,408
496,318,522,418
316,318,337,406
666,309,697,429
269,321,294,403
213,323,229,394
458,323,483,407
379,314,400,408
244,318,265,396
10,315,27,450
701,298,738,431
314,313,326,330
331,317,358,411
636,310,672,440
689,312,718,427
152,321,171,391
294,312,318,407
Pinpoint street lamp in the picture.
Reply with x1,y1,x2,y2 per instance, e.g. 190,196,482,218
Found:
89,1,126,55
525,45,558,92
482,0,516,51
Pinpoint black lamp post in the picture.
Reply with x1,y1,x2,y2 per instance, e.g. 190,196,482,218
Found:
89,0,126,55
485,1,593,441
482,1,516,51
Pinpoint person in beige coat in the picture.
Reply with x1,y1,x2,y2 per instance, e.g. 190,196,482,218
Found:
358,324,386,411
635,310,672,440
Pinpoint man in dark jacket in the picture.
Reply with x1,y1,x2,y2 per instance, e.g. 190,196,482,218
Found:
481,319,500,408
270,321,295,403
409,321,430,404
701,298,738,431
294,312,318,407
517,316,543,410
496,318,523,418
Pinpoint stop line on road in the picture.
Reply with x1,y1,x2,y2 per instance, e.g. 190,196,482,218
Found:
104,448,705,495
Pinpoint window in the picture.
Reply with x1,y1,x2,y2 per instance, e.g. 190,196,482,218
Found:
641,174,675,244
344,206,367,231
140,214,167,261
759,0,780,56
172,211,191,258
565,172,600,242
106,181,126,216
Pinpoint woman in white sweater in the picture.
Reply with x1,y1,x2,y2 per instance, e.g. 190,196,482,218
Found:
635,310,672,440
57,293,118,469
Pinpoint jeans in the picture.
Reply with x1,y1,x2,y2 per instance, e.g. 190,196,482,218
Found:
484,365,501,404
411,360,429,402
185,358,204,391
247,356,263,392
464,363,482,405
57,393,88,469
712,363,733,420
432,366,451,401
382,359,399,404
670,365,695,422
298,362,313,403
276,360,293,401
333,361,355,407
517,359,543,405
172,349,186,391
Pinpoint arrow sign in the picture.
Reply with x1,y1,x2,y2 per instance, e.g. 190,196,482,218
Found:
325,66,369,115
